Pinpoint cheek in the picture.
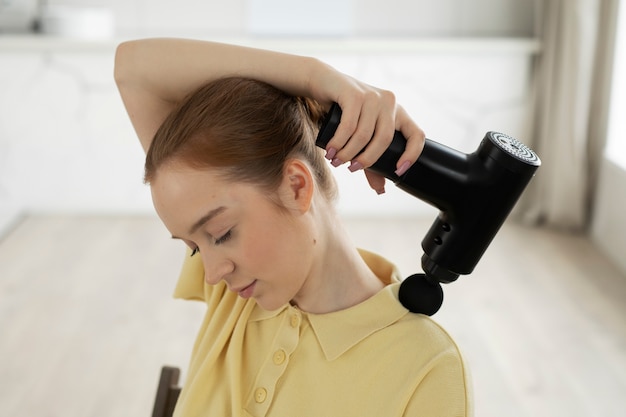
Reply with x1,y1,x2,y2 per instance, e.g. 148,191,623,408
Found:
239,215,311,277
240,219,289,265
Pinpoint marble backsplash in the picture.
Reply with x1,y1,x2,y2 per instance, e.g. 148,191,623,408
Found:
0,37,540,234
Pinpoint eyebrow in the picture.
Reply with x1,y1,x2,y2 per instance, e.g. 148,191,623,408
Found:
171,206,227,239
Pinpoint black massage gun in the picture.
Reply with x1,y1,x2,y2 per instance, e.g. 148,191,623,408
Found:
316,103,541,315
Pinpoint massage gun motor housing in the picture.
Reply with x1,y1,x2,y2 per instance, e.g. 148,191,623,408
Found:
317,103,541,286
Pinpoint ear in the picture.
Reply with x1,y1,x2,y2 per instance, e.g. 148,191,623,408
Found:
279,159,315,214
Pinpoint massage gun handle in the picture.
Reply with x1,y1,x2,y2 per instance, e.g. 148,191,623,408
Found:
316,102,539,201
316,103,465,203
316,102,412,181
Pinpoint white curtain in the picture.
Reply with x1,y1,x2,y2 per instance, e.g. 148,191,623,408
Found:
520,0,619,230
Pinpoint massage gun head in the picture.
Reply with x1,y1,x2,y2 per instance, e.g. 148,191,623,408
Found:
416,131,541,284
417,131,541,285
485,132,542,169
316,103,541,315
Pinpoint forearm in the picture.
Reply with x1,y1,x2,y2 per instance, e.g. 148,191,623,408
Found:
114,38,321,104
114,38,329,151
114,37,424,175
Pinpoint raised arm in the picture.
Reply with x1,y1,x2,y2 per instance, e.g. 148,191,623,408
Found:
114,38,322,151
114,38,425,187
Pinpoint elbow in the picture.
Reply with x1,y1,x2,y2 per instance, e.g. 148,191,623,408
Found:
113,40,137,86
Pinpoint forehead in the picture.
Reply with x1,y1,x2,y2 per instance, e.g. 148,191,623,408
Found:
151,163,223,201
150,164,246,234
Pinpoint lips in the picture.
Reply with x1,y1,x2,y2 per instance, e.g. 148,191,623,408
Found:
232,280,257,299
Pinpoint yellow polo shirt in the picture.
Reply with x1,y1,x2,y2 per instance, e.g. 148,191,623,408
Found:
172,249,472,417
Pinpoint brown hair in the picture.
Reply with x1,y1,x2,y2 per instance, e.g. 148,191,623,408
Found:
144,77,337,203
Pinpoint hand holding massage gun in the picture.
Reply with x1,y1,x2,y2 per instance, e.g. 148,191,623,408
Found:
316,103,541,316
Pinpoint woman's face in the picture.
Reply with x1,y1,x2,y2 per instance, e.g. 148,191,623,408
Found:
150,163,316,311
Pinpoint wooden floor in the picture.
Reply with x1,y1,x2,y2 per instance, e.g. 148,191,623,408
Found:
1,215,625,417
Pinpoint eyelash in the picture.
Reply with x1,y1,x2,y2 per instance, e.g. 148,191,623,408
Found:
214,230,232,246
189,230,232,257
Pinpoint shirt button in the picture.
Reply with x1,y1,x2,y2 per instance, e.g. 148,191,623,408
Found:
290,314,300,328
273,349,287,365
255,387,267,403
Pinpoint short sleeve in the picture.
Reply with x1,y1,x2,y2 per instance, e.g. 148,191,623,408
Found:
403,347,473,417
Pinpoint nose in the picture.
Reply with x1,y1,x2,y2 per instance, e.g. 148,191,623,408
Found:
203,254,235,285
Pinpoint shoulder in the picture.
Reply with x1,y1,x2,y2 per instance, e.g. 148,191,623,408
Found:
365,287,473,415
384,309,465,367
385,283,462,353
392,309,473,415
377,284,468,384
401,311,459,348
399,315,474,415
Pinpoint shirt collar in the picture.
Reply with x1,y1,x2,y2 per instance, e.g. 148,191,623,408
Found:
306,282,408,361
249,250,410,361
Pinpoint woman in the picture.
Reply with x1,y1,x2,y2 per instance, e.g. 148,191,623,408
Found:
115,38,472,417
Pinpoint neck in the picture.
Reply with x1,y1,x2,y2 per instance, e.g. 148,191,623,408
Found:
291,208,385,314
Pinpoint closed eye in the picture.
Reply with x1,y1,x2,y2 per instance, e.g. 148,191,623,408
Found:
188,229,232,256
214,230,232,246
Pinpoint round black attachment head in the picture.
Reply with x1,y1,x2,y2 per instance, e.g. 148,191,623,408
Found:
489,132,541,166
398,273,444,316
480,131,542,175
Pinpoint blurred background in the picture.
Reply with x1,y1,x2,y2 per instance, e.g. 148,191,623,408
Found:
0,1,625,416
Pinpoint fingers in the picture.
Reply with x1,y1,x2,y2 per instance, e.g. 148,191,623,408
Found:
394,106,426,175
324,89,396,167
326,99,425,171
354,99,396,169
319,84,424,195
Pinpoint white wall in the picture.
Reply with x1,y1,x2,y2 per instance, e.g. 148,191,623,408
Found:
3,0,537,38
